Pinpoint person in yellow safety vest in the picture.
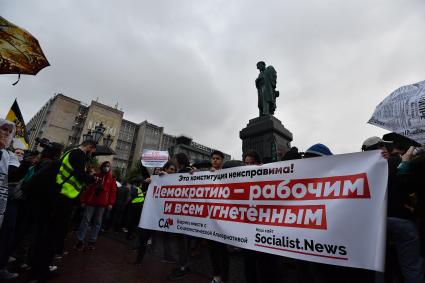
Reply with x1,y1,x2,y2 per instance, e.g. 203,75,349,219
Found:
127,182,145,239
30,140,97,282
56,140,98,199
131,185,145,204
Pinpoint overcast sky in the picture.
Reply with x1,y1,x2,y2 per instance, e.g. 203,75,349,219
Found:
2,0,425,158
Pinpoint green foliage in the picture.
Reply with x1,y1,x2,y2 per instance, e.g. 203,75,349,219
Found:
126,164,141,181
88,157,99,169
112,167,122,180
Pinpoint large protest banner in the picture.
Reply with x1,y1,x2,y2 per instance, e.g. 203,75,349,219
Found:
140,151,388,271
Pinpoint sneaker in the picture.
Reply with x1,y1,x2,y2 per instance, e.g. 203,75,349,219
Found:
122,228,128,233
167,267,189,281
0,269,19,279
63,250,69,256
8,256,16,263
20,263,31,271
73,240,85,251
49,265,58,272
54,254,63,260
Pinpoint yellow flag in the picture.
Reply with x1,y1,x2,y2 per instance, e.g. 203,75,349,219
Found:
6,99,29,149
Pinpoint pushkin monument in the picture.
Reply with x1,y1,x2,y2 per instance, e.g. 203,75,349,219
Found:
240,61,293,162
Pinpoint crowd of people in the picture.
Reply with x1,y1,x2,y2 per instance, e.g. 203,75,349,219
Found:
1,115,425,283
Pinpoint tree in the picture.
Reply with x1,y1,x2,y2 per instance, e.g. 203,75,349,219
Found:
126,164,141,181
112,167,122,181
88,157,99,171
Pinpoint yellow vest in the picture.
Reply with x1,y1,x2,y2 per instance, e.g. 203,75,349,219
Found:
55,149,85,199
132,186,145,204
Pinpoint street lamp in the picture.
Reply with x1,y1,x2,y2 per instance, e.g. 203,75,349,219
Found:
92,122,106,143
82,122,114,148
103,134,113,148
82,130,93,142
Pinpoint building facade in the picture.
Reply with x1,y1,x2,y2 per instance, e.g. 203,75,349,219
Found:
27,94,231,176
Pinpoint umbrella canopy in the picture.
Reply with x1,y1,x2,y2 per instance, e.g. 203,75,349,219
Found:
0,16,49,80
92,145,115,157
368,80,425,145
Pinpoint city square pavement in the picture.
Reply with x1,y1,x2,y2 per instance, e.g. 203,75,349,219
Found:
7,230,246,283
7,229,299,283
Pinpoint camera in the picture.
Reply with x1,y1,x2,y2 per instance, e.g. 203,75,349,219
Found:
35,137,54,150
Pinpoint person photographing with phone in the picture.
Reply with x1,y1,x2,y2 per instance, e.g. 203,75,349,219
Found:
75,161,116,251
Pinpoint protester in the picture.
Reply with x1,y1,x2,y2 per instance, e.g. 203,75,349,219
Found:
303,143,333,158
206,150,230,283
282,146,302,160
135,161,177,265
167,152,193,280
298,143,337,283
112,181,131,233
241,150,263,283
0,120,21,280
0,119,20,229
363,135,425,283
14,141,64,273
158,161,178,263
29,140,97,281
75,161,117,250
13,148,24,162
0,147,39,280
127,181,145,240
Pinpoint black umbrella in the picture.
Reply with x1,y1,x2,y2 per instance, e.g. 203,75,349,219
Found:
92,145,115,157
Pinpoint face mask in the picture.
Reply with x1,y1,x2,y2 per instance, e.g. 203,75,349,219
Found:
102,166,110,173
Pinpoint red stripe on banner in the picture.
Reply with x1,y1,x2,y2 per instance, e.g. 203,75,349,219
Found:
154,173,370,201
254,244,349,260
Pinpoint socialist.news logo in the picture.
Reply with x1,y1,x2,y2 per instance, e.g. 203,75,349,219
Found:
159,218,174,229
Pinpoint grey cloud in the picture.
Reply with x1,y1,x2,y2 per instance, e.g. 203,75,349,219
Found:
1,0,425,158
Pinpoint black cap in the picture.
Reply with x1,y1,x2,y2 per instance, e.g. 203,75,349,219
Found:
382,133,420,150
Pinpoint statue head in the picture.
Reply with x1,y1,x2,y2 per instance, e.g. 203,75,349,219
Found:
256,61,266,72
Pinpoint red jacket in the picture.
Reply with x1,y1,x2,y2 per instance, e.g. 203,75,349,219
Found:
81,172,116,207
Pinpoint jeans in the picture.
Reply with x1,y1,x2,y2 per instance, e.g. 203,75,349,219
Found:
77,206,105,243
388,217,425,283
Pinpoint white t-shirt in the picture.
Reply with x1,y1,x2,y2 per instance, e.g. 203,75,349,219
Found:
0,149,20,227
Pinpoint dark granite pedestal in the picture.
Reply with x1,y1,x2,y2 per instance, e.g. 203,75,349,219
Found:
240,116,293,162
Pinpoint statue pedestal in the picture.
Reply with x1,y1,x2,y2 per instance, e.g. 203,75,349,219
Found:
240,116,293,162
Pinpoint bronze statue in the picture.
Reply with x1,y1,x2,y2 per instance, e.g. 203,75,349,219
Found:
255,61,279,116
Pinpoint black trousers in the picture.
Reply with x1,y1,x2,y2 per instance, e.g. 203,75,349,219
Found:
136,228,152,262
208,241,229,281
31,193,74,280
243,249,283,283
128,203,143,237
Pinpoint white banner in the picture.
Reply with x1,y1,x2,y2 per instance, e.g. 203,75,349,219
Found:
368,80,425,144
140,151,388,271
141,149,169,168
